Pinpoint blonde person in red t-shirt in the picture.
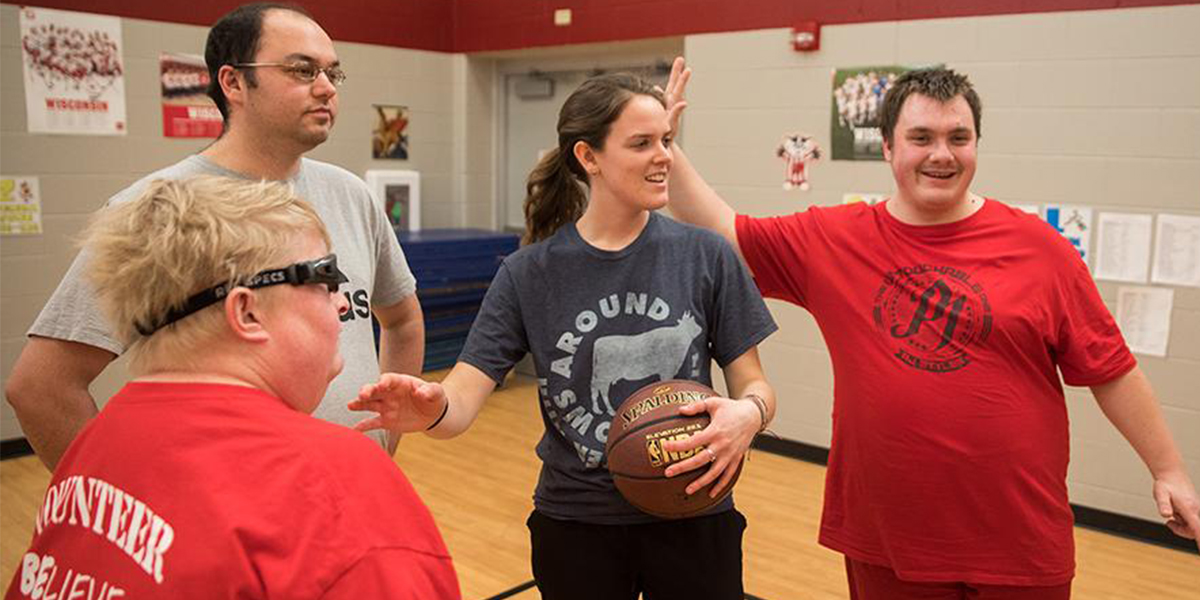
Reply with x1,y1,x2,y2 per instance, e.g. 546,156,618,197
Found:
5,177,459,600
660,58,1199,599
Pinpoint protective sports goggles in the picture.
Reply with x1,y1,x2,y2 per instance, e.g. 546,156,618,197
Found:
136,253,349,336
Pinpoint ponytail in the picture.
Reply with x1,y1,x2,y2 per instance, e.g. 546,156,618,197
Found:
523,148,587,245
521,71,664,245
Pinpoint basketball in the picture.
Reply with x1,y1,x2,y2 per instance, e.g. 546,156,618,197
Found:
606,379,743,519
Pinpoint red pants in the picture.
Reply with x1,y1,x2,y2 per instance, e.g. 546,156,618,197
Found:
845,557,1072,600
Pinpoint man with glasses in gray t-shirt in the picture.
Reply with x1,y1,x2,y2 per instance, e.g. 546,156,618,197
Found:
5,2,424,468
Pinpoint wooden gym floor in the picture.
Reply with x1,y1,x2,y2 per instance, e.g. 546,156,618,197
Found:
2,372,1197,598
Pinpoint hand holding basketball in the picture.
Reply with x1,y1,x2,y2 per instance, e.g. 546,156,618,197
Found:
662,395,761,497
349,373,447,434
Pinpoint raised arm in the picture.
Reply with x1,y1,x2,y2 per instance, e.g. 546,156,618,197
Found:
1090,366,1200,550
4,337,116,470
662,56,740,253
350,361,498,440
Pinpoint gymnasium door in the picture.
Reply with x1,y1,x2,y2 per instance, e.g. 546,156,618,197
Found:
502,70,586,231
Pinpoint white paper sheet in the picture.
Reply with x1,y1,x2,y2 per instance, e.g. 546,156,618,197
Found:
1116,286,1173,357
1094,212,1153,283
1151,214,1200,288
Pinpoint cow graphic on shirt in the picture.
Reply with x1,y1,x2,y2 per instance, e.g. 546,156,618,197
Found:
589,312,702,415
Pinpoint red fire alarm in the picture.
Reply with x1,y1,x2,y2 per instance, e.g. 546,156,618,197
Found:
792,22,820,52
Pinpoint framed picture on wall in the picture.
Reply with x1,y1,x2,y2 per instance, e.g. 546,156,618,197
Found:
365,169,420,232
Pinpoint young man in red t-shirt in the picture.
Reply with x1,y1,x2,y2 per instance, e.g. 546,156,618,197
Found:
660,59,1200,599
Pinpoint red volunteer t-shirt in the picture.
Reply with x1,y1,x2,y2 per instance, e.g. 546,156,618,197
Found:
6,382,460,599
736,200,1135,586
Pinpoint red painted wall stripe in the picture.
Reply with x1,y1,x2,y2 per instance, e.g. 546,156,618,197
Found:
9,0,1197,53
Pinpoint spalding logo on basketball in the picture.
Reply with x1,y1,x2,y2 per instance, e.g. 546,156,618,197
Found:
606,379,743,519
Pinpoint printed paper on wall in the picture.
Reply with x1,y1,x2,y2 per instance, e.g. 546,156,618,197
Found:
20,7,127,135
1151,214,1200,288
1094,212,1153,283
1116,286,1173,357
1043,205,1093,266
1,176,43,236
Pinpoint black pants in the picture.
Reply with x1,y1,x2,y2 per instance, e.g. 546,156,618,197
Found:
527,509,746,600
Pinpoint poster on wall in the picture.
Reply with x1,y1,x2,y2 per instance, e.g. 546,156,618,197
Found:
830,66,909,160
19,7,127,135
1043,204,1093,266
161,53,222,138
0,176,43,236
372,105,409,160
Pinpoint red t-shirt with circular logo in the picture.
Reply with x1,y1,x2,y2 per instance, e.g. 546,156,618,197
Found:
737,199,1135,586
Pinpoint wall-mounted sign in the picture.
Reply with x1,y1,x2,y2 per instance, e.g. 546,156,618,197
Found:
161,53,221,138
20,7,127,135
1,176,43,236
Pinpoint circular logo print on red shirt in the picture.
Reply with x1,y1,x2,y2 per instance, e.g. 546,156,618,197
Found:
872,264,992,373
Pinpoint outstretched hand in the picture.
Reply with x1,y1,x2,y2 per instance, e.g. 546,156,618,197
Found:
659,396,761,497
349,372,447,434
662,56,691,137
1152,469,1200,552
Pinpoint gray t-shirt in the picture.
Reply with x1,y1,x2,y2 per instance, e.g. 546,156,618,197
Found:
29,155,417,447
459,212,777,524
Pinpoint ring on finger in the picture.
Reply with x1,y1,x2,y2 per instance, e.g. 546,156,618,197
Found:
706,448,716,463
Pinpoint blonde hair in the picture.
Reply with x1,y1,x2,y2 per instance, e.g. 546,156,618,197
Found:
82,176,330,372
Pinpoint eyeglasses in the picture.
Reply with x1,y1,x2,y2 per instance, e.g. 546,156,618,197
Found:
232,61,347,86
137,254,350,336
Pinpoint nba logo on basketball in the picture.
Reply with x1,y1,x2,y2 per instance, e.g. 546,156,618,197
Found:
645,424,704,467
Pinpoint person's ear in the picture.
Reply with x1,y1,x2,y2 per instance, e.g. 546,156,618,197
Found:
882,138,893,162
225,288,269,343
218,65,247,108
573,140,600,177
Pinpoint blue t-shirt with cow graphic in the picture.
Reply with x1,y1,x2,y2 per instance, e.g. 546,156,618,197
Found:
458,212,777,524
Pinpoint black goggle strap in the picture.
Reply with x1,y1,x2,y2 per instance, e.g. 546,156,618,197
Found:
134,254,348,337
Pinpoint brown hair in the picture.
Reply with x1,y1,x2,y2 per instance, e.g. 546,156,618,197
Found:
522,72,665,245
880,67,982,146
205,3,312,123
